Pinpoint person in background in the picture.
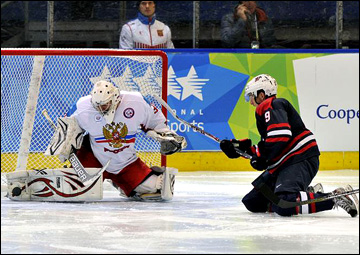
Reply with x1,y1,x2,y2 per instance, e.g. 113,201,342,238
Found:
221,1,276,48
119,1,174,49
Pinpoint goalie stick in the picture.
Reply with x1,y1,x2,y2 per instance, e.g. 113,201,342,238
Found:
154,95,360,209
42,109,110,186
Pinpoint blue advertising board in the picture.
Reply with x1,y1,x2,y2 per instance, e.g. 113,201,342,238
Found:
166,53,248,151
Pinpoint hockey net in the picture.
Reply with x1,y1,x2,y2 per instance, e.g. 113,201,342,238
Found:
1,49,168,185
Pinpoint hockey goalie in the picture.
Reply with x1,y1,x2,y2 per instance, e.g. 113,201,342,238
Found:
7,80,186,202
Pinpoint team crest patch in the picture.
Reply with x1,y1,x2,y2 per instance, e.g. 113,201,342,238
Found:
94,114,102,122
123,108,135,119
102,122,128,148
95,122,136,149
157,30,164,36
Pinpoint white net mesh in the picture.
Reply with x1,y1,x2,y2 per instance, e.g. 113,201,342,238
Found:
1,49,167,184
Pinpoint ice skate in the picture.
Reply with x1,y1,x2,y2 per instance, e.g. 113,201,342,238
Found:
307,183,324,193
333,185,359,217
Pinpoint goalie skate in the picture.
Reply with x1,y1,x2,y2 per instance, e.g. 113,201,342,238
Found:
133,192,162,201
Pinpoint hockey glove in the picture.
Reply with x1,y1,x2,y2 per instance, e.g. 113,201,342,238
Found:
250,155,268,171
146,130,187,155
45,116,84,163
220,139,252,159
160,135,186,155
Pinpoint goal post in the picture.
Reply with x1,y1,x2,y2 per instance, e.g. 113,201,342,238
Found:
1,48,168,184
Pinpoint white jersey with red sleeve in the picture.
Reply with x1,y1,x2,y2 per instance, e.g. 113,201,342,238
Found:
70,91,168,174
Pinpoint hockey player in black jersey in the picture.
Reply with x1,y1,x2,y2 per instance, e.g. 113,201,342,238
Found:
220,74,359,217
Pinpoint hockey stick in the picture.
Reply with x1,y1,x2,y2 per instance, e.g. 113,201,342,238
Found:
42,109,110,185
153,95,220,143
153,94,252,159
283,188,359,208
153,96,359,208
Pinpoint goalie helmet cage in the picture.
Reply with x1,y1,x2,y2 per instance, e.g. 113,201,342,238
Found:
1,48,168,184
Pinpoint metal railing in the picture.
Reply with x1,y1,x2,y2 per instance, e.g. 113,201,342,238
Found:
1,1,358,49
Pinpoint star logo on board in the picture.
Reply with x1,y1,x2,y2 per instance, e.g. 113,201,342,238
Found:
168,65,209,101
133,66,161,97
89,65,112,84
90,65,161,97
168,66,182,100
111,66,137,91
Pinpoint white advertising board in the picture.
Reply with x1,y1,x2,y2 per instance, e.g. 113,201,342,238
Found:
294,54,359,151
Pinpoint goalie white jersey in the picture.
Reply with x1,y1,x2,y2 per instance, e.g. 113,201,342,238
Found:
69,91,168,174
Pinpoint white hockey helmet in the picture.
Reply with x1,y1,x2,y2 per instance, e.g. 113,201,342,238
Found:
244,74,278,102
91,80,120,123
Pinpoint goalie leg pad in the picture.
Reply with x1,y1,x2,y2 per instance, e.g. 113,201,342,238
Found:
132,167,178,201
161,167,178,201
133,174,159,194
150,166,165,174
6,168,103,202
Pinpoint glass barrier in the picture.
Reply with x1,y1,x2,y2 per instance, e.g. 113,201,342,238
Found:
1,1,359,49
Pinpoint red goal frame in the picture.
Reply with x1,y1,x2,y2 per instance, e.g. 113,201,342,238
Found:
1,48,168,167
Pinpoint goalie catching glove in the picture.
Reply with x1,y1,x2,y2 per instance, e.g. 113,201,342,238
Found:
146,130,187,155
45,116,84,162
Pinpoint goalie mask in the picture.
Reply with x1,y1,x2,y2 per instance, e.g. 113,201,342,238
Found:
91,80,120,123
244,74,277,102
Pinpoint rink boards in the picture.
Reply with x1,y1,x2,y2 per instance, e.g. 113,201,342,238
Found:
1,49,358,173
1,151,358,173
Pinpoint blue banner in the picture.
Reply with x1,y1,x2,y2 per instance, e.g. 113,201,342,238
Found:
167,53,248,151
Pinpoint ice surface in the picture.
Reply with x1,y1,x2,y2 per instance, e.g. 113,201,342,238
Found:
1,170,359,254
